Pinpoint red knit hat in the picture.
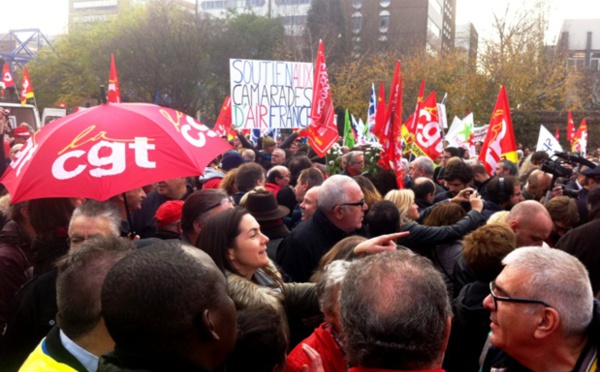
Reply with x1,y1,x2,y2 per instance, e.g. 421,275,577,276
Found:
154,200,184,228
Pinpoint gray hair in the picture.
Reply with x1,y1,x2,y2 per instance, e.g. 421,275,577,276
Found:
69,200,121,237
318,175,356,212
56,236,134,340
413,156,435,177
502,247,593,335
340,249,451,369
272,147,286,159
241,149,255,162
316,260,350,314
347,151,364,164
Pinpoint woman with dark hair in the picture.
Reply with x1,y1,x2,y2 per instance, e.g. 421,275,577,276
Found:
423,203,466,297
197,207,319,347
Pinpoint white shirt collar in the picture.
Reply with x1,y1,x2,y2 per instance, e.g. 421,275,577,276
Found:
59,329,99,372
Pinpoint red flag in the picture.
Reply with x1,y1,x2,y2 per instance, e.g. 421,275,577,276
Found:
567,110,575,142
2,62,15,97
20,67,34,105
407,80,426,135
214,96,236,140
400,80,425,156
390,61,404,189
412,91,443,161
571,118,588,155
372,82,387,140
2,62,15,90
308,40,338,158
107,53,121,103
478,86,518,176
374,82,391,170
555,125,560,141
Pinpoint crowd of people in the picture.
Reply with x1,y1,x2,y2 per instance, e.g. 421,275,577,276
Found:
1,117,600,372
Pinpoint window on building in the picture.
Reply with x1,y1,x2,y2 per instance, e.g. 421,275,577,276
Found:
352,12,363,34
275,0,310,4
283,15,307,26
73,0,118,9
427,18,441,38
380,0,390,7
379,10,390,33
428,0,442,16
352,0,363,9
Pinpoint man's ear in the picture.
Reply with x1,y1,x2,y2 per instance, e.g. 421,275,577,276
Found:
198,309,221,341
332,205,344,220
534,307,560,339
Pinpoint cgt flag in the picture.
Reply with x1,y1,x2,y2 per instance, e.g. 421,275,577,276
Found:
107,53,121,103
20,67,34,105
307,40,338,157
390,61,404,189
478,85,518,176
214,96,235,139
2,62,16,97
572,118,588,155
567,110,575,143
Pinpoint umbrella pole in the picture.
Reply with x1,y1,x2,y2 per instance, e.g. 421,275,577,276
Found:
122,192,137,239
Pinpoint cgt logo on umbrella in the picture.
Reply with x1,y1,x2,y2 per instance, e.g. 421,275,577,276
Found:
13,112,218,181
1,103,232,203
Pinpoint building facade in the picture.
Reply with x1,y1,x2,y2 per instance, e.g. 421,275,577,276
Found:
197,0,312,35
341,0,456,55
69,0,196,27
455,22,478,62
558,19,600,71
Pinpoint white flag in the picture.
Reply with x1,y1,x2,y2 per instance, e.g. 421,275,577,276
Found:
445,113,475,156
536,125,562,156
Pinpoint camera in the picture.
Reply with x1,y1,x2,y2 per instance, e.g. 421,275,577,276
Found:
540,159,572,179
559,185,580,199
541,152,596,201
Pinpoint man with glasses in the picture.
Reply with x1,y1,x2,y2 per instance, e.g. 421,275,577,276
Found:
481,247,599,372
276,175,367,282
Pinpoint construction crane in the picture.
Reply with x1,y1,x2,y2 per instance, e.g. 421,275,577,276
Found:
0,29,56,75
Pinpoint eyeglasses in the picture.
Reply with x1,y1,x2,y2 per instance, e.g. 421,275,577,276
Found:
201,196,234,214
488,281,552,310
337,199,366,209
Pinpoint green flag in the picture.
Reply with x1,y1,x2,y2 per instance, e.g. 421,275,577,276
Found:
343,108,355,149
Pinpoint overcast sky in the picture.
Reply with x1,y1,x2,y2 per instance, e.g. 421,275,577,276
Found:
1,0,597,44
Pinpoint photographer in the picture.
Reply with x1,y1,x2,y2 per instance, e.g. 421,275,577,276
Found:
577,167,600,222
556,185,600,294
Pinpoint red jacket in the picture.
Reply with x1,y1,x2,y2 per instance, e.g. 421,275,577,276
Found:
265,182,281,197
285,322,346,372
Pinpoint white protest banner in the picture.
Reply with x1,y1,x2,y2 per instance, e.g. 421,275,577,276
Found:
473,124,489,143
230,59,313,130
536,124,563,156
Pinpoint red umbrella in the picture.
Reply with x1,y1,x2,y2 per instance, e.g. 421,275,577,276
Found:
1,102,231,204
